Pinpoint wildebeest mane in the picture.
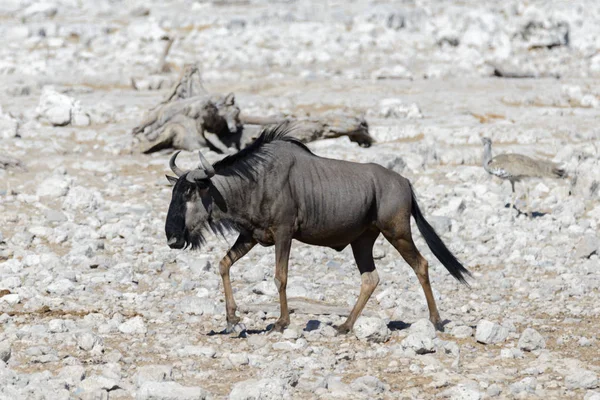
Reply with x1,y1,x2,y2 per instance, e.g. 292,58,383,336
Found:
213,121,313,180
185,218,239,251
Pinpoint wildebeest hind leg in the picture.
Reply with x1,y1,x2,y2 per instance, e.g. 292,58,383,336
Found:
386,233,443,331
219,234,256,333
336,231,380,334
270,236,292,333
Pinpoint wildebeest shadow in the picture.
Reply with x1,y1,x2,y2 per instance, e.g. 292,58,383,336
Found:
207,327,269,338
387,320,411,331
504,203,547,218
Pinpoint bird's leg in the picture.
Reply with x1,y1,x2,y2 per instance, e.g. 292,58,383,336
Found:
525,185,532,219
508,180,517,218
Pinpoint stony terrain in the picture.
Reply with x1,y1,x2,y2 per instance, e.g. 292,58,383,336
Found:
1,1,600,399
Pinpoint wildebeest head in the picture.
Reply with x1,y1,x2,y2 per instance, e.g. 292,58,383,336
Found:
165,150,215,250
216,92,241,134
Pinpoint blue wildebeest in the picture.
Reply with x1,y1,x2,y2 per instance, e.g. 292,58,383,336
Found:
165,122,470,334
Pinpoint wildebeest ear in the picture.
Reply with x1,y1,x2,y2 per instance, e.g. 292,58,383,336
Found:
224,92,235,105
165,175,178,185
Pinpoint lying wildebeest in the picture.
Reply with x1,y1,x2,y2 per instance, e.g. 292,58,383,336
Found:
165,122,470,334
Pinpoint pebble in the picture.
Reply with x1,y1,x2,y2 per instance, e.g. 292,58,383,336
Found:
353,316,391,343
136,382,209,400
518,328,546,352
475,320,509,344
118,316,147,335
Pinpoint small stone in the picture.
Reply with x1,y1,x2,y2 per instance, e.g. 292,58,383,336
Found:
36,87,73,126
229,378,290,400
451,325,473,339
409,319,436,339
228,353,249,367
135,365,173,387
118,316,147,335
77,332,103,352
136,382,209,400
440,384,482,400
401,334,435,354
475,320,509,344
518,328,546,351
353,316,391,343
575,235,599,259
487,383,502,397
510,377,537,395
378,99,423,119
36,176,70,198
282,326,300,340
1,293,20,305
49,319,68,333
0,340,11,362
58,365,86,388
350,375,386,394
565,369,599,390
78,375,119,393
47,278,75,295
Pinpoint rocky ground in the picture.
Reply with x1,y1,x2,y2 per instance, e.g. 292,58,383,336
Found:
1,1,600,399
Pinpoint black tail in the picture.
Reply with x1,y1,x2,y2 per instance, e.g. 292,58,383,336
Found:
409,183,472,286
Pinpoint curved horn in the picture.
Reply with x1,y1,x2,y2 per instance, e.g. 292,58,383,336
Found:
186,168,210,182
197,151,215,178
169,151,185,177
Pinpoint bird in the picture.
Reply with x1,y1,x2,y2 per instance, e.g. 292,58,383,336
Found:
481,137,566,216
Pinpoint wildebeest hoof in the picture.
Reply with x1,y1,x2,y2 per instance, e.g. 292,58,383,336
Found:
268,322,288,334
335,324,351,335
433,320,445,332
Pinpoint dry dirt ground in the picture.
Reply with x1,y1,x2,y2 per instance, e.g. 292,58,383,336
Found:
1,1,600,399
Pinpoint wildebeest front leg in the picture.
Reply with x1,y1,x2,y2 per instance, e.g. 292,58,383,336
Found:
336,231,380,334
219,234,256,333
270,236,292,333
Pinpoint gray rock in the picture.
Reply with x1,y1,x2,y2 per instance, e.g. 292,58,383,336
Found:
78,375,120,394
48,319,68,333
46,278,75,295
518,328,546,351
118,316,147,335
44,209,67,222
575,235,599,259
228,353,249,367
401,334,435,354
409,318,436,339
229,378,290,400
136,382,209,400
58,365,86,389
565,369,599,390
0,340,11,362
36,176,70,198
475,320,509,344
487,383,502,397
585,391,600,400
350,375,386,394
77,332,103,352
353,316,391,343
510,377,537,395
440,384,482,400
0,109,18,139
177,346,216,358
63,186,103,212
451,325,473,339
36,87,73,126
135,365,173,387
